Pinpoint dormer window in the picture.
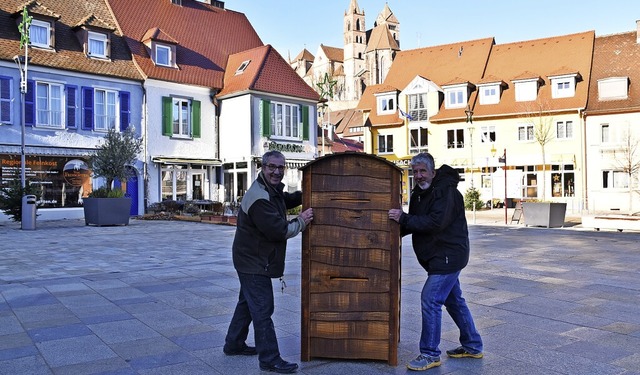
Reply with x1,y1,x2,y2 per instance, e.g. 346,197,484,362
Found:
478,84,500,105
87,31,108,58
514,79,539,102
550,74,578,99
376,94,396,115
30,19,52,48
155,44,172,67
597,77,628,101
235,60,251,75
443,84,468,109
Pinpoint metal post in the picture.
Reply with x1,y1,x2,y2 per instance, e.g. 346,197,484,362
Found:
502,149,507,224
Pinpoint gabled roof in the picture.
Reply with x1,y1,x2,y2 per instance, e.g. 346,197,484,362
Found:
319,44,344,63
218,44,319,102
293,48,314,62
332,108,364,135
365,24,399,52
586,31,640,114
141,27,178,45
0,0,141,80
375,3,398,25
107,0,263,89
472,31,594,119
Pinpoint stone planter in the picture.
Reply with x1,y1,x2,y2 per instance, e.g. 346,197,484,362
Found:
83,197,131,226
522,202,567,228
200,214,237,226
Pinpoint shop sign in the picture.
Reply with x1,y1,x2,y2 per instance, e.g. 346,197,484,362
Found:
1,155,91,208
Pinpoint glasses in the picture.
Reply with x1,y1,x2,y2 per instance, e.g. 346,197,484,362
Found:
265,164,286,172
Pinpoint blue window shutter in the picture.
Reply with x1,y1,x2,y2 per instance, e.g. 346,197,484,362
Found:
162,96,172,136
0,76,11,123
65,85,77,129
119,91,130,131
82,86,93,130
191,99,201,138
25,80,35,126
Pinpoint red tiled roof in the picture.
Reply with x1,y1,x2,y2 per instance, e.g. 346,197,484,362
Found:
586,31,640,114
218,45,319,101
0,0,141,80
293,48,314,62
106,0,264,89
365,24,399,52
320,44,344,63
471,31,594,119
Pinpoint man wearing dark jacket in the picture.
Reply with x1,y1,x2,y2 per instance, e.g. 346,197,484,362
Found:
389,152,482,371
224,151,313,374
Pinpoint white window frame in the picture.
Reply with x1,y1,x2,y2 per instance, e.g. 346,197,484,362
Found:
94,88,118,131
478,84,499,105
155,44,171,67
409,125,428,154
376,95,396,114
518,123,535,141
556,120,573,139
87,31,108,58
172,97,191,137
480,125,496,143
445,88,466,108
447,128,464,149
407,93,428,121
377,134,393,154
597,77,628,101
30,19,51,48
601,124,609,143
35,81,64,129
551,76,575,98
269,102,300,140
602,170,629,189
235,60,251,75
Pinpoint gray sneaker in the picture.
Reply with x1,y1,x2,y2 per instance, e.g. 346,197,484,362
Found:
407,354,441,371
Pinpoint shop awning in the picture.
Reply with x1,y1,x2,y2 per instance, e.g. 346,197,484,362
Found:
151,156,222,166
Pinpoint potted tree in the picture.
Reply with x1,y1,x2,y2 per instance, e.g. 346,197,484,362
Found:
83,127,143,226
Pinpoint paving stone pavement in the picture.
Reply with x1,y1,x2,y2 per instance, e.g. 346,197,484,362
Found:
1,212,640,375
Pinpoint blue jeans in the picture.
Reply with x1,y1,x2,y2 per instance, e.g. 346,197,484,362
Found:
225,272,280,365
419,271,483,357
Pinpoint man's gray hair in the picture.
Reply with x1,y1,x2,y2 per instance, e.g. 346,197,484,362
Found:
262,150,285,166
411,152,435,172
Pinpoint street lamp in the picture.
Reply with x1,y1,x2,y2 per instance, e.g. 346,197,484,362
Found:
498,148,507,224
13,55,29,190
465,105,474,188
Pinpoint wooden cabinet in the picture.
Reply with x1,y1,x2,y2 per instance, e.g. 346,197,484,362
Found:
300,153,402,365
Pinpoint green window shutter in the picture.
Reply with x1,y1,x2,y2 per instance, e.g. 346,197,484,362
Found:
262,99,271,137
302,105,309,140
162,96,172,136
191,100,201,138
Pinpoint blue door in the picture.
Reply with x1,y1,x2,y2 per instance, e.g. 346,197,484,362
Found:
114,167,139,216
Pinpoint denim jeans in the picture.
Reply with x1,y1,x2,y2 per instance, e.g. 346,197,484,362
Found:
225,272,280,365
419,271,483,357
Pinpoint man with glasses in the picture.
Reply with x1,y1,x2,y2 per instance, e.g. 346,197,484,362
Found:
388,152,483,371
224,150,313,373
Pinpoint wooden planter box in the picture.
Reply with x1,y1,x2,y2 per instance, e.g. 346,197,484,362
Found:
300,153,402,366
83,197,131,226
200,214,237,225
522,202,567,228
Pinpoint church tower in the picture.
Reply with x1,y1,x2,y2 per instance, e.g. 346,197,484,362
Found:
344,0,366,101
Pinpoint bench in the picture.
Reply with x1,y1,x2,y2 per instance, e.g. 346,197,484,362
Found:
581,215,640,232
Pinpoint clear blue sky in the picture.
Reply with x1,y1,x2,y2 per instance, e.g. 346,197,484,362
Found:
229,0,638,60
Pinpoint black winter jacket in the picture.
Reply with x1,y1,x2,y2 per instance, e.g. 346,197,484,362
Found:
399,164,470,274
231,172,306,278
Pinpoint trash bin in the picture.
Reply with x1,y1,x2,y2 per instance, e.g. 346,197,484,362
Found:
21,194,36,230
